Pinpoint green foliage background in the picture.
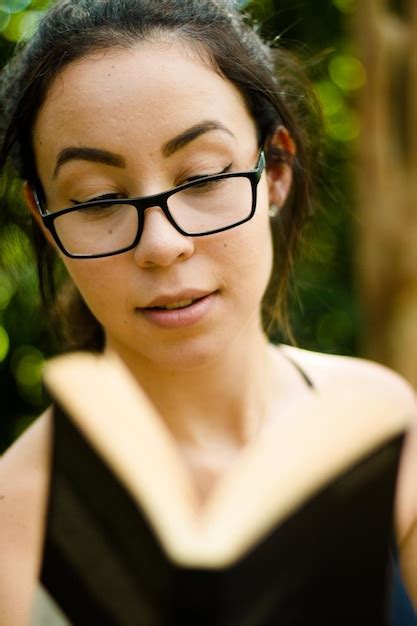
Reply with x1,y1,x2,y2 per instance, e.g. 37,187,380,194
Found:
0,0,362,451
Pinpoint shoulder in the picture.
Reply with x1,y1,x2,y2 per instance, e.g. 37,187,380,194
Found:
0,410,52,626
395,409,417,607
0,409,52,501
280,344,416,414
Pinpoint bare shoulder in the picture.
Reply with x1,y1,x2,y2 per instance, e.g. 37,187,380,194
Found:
280,344,416,414
0,411,52,626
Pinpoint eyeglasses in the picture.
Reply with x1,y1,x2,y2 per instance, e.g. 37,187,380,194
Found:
34,150,266,259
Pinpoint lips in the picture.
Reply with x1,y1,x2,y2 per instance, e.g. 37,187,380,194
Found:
136,290,218,329
141,289,214,310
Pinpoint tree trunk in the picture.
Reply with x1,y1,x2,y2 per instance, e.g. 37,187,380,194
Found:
356,0,417,385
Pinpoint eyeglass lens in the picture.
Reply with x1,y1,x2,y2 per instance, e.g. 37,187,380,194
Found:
53,175,253,256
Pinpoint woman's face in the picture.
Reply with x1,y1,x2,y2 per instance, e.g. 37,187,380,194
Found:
32,39,284,371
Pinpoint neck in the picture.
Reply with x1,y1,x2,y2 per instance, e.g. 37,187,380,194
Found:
105,324,272,452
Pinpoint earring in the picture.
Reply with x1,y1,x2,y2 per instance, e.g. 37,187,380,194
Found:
268,204,279,218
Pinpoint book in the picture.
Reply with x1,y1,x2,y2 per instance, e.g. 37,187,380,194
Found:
30,584,70,626
36,350,410,626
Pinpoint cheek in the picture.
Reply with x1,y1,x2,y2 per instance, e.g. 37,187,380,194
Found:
62,257,127,320
208,205,273,301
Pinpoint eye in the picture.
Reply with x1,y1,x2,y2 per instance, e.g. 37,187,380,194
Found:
70,192,124,204
69,193,126,220
186,178,224,193
182,163,232,185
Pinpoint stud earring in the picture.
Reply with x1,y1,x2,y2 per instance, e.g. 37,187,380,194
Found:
268,204,279,218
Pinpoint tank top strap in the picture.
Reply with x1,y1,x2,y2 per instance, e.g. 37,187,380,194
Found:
278,347,316,389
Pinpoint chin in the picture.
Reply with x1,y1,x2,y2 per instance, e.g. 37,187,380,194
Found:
147,336,230,372
106,303,261,373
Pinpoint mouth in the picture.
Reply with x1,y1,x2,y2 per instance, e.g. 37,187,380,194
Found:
137,291,218,329
148,297,202,311
141,289,215,309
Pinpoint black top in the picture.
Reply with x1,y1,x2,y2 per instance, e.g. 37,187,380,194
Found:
390,547,417,624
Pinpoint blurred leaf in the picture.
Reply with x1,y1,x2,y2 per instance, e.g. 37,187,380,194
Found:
0,223,32,273
0,0,32,12
332,0,357,14
315,80,345,117
329,54,366,91
327,108,360,142
0,9,10,31
0,272,14,309
13,347,44,386
11,344,45,405
2,8,43,41
0,325,10,361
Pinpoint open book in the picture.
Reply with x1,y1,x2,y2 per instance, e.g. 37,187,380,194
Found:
37,350,410,625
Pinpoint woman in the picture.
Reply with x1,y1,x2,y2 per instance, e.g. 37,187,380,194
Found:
0,1,416,624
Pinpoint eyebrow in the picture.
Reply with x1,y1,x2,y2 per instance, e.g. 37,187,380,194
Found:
162,120,235,158
52,120,234,178
53,147,126,179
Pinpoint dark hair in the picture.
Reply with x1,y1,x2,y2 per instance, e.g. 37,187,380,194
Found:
0,0,323,351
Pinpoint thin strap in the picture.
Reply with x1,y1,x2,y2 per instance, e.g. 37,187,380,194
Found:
280,349,316,389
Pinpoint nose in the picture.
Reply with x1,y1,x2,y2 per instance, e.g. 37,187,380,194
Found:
133,206,195,268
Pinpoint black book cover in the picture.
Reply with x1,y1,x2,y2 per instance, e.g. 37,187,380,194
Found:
40,402,403,626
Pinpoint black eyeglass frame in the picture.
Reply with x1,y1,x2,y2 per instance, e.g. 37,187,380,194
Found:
34,150,266,259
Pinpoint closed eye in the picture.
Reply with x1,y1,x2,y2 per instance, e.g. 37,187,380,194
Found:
70,192,124,205
68,193,127,220
184,163,232,185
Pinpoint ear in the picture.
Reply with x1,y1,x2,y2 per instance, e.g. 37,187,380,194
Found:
22,181,57,249
265,126,296,210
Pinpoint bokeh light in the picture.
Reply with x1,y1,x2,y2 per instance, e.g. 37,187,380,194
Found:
332,0,357,14
315,80,345,118
2,8,43,41
11,345,45,405
0,9,10,31
327,109,360,142
0,273,14,310
0,0,32,12
12,345,44,386
0,326,10,362
329,54,366,92
0,224,32,273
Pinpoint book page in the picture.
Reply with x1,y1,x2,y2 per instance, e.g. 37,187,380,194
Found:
43,352,410,567
43,352,202,557
196,383,409,565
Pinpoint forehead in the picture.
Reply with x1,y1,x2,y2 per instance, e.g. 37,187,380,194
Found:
33,39,257,178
